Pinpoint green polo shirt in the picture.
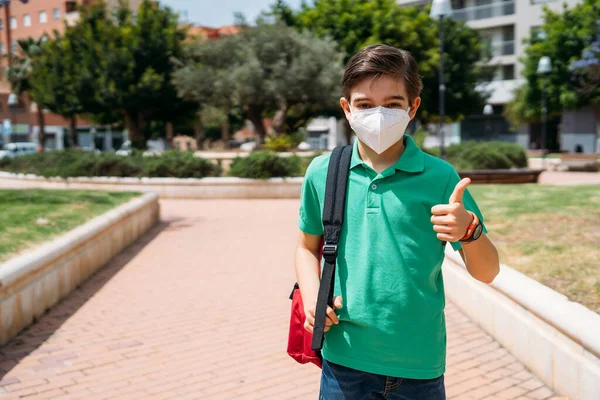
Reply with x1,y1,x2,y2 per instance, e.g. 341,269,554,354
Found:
298,135,486,379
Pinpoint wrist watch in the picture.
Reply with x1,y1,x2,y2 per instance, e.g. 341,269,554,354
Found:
460,211,483,243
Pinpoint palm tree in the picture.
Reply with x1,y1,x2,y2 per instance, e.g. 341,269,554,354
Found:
6,36,49,150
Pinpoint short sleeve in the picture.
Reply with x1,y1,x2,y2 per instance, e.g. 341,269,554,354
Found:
442,169,488,251
298,161,324,236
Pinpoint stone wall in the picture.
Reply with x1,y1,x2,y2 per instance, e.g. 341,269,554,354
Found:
0,193,160,345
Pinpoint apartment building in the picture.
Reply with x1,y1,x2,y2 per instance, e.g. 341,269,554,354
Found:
0,0,142,150
398,0,597,153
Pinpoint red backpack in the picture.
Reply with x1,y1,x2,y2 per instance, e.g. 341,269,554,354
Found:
287,145,353,368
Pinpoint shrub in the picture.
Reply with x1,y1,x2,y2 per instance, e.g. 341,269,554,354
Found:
490,142,528,168
229,150,301,179
446,141,478,160
264,133,305,152
143,151,221,178
91,154,144,177
458,145,513,170
0,149,221,178
425,141,528,170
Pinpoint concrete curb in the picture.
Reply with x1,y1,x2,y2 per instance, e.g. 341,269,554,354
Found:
0,193,160,345
443,248,600,400
0,172,303,199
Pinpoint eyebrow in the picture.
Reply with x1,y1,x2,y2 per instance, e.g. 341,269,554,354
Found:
353,95,406,102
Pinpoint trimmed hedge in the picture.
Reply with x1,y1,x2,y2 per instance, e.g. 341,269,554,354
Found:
228,151,301,179
0,150,222,178
424,141,528,170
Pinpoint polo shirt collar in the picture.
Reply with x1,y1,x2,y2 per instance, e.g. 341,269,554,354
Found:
350,135,425,173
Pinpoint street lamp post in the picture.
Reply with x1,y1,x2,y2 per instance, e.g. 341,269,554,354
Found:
430,0,453,160
537,56,551,164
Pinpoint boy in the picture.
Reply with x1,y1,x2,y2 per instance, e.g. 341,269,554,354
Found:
295,45,500,399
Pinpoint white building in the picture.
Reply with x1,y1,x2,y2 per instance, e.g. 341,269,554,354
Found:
398,0,598,153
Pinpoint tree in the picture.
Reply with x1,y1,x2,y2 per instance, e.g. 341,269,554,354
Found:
173,34,240,145
174,22,344,144
569,20,600,109
62,0,190,148
7,37,49,149
505,0,600,126
263,0,296,26
271,0,490,123
29,33,83,147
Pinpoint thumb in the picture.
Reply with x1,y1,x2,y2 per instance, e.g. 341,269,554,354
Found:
449,178,471,204
333,296,343,310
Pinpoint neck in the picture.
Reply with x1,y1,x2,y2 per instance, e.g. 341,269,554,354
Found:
357,138,406,174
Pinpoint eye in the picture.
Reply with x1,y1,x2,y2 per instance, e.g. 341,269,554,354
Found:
387,103,404,108
355,103,371,109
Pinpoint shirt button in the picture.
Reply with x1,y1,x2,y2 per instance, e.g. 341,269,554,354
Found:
371,184,378,190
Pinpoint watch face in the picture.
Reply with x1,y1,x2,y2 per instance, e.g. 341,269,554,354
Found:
473,224,483,240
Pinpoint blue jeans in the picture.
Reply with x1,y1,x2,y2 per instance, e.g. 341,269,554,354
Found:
319,359,446,400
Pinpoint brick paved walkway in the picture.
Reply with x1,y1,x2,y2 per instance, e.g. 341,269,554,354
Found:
0,200,562,399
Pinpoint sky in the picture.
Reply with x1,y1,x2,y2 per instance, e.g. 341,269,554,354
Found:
159,0,304,27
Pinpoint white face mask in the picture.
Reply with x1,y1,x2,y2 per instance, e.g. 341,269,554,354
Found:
349,106,411,154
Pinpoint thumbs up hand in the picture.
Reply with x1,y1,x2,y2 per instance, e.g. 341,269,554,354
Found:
431,178,474,242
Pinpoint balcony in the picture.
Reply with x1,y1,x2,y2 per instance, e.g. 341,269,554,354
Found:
490,40,515,57
453,1,515,22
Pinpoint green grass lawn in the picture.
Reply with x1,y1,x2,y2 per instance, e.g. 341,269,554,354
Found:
0,190,140,263
469,184,600,313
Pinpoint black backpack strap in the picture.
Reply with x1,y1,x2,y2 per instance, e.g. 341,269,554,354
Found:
312,144,352,352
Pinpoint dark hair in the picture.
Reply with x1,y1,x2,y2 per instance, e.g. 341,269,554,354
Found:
342,44,423,105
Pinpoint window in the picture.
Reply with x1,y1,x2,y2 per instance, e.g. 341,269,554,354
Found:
39,11,48,24
503,64,515,80
481,66,499,81
451,0,467,8
10,17,16,29
0,43,5,55
23,14,31,27
10,40,18,54
65,1,77,14
0,20,3,31
53,8,61,20
502,25,515,41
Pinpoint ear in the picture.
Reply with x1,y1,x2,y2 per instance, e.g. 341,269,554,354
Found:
409,97,421,120
340,97,352,121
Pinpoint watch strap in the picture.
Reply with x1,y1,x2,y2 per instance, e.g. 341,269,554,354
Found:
460,211,479,242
